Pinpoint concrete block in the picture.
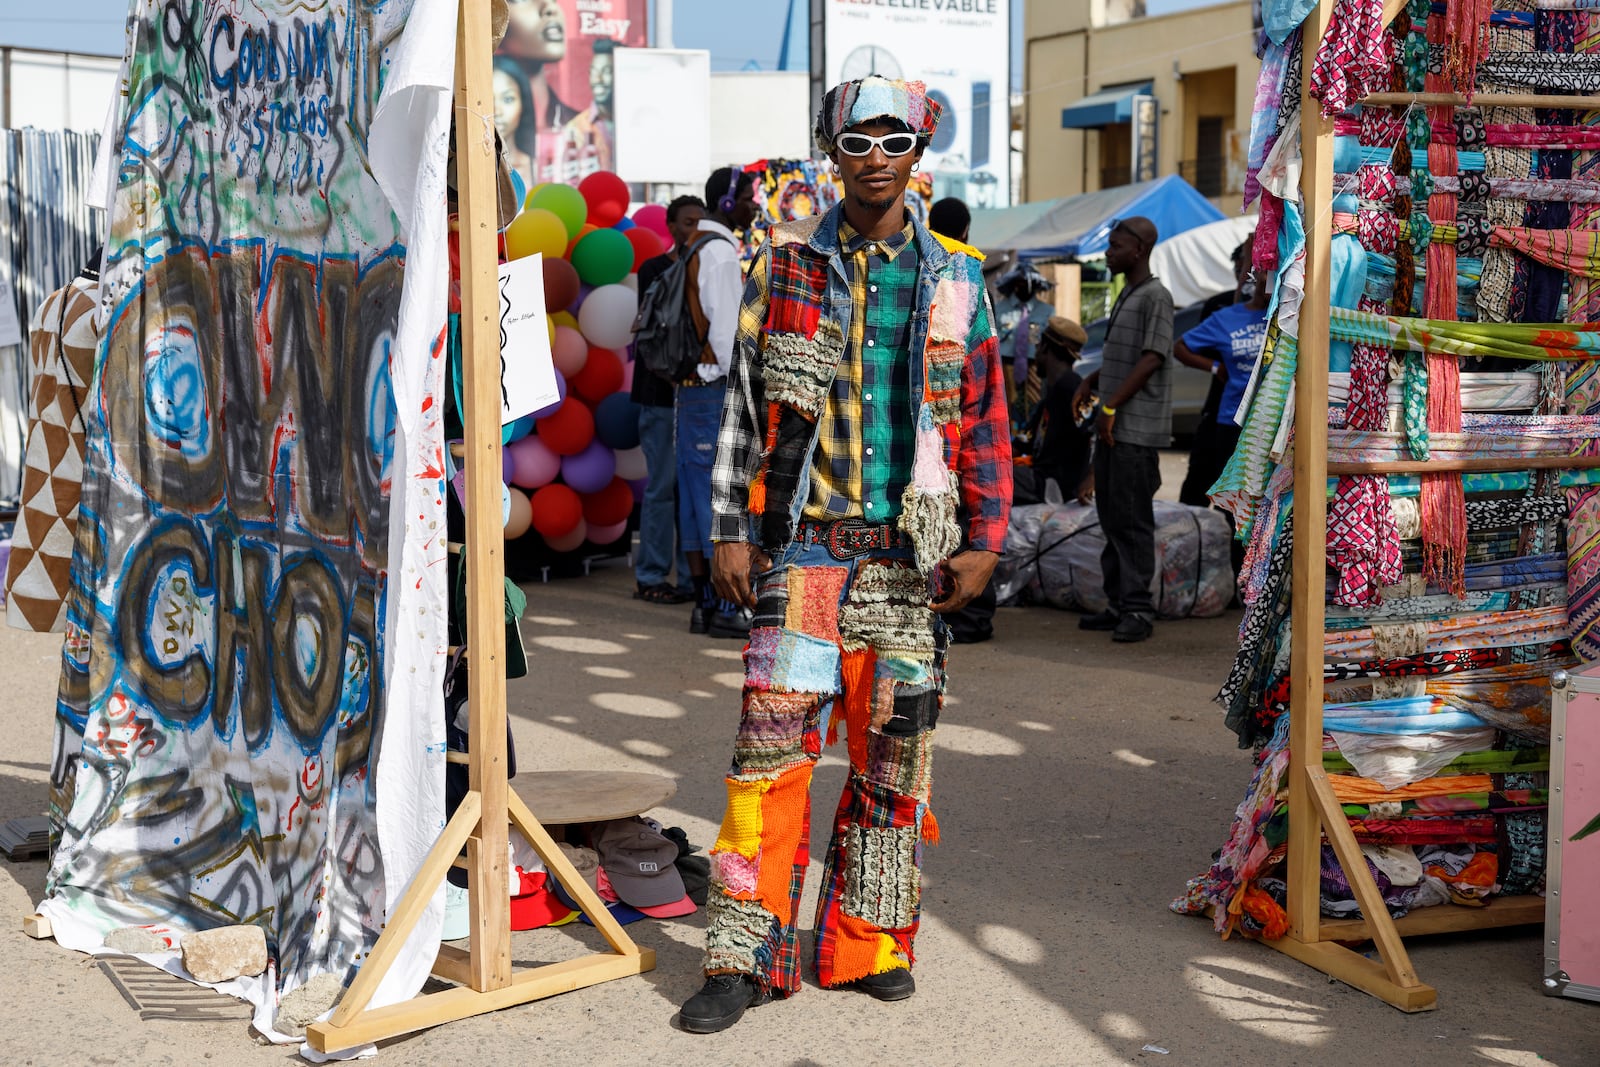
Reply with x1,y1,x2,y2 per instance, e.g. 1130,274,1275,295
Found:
180,925,268,984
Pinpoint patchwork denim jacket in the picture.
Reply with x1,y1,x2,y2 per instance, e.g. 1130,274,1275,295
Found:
709,206,1012,574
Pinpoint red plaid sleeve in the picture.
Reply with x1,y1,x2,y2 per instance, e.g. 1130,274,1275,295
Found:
957,287,1012,553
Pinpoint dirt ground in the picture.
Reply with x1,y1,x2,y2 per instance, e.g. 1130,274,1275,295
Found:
0,548,1590,1066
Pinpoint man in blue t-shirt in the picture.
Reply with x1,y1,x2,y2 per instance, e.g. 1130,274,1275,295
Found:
1175,248,1269,508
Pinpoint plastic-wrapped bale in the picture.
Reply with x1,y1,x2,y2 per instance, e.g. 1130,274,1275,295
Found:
1000,501,1234,619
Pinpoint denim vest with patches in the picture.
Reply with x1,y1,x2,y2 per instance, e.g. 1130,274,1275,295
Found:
748,209,983,574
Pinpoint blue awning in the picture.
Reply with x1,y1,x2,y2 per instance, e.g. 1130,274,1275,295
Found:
966,175,1227,260
1060,83,1151,129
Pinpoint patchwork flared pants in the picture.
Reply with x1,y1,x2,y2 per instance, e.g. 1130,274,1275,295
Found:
701,540,945,997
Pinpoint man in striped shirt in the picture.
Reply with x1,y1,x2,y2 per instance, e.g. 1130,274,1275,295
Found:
678,76,1011,1034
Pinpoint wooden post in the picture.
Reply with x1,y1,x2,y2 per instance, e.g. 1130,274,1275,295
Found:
1286,7,1335,945
454,0,513,994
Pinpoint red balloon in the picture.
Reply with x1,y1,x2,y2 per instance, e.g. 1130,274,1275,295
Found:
570,346,624,404
533,398,594,456
624,227,665,271
529,483,582,539
582,477,635,527
542,256,580,313
579,171,630,228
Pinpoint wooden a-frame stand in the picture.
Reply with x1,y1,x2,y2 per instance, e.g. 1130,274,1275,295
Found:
1258,0,1560,1012
302,0,654,1049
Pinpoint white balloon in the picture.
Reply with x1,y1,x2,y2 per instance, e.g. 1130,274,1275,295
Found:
578,283,639,350
613,446,648,481
620,272,639,292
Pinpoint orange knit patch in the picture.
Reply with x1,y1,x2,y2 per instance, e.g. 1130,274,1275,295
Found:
839,647,876,770
753,763,814,924
827,915,907,985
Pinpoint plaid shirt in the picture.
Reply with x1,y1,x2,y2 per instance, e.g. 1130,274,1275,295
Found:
806,219,918,522
712,209,1012,554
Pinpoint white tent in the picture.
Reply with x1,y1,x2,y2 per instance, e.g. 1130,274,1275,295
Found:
1148,214,1260,308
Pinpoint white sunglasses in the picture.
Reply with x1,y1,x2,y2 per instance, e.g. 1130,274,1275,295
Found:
835,131,920,157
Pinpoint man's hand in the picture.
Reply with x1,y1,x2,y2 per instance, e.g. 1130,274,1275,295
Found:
931,550,999,615
1071,377,1093,414
1076,471,1095,505
1096,408,1116,448
712,541,772,610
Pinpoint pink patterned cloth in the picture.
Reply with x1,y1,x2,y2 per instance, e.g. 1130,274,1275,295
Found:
1327,294,1402,608
1309,0,1391,117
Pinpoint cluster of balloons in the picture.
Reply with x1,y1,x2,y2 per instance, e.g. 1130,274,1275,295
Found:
493,170,674,551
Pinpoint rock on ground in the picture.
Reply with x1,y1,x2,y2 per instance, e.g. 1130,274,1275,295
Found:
273,973,345,1038
180,925,268,984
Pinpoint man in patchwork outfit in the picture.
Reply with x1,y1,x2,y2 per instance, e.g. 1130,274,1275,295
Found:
677,76,1011,1034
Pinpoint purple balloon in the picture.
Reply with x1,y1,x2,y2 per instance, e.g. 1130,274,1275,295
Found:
530,369,568,420
503,447,515,483
575,282,594,311
626,477,648,502
561,439,617,495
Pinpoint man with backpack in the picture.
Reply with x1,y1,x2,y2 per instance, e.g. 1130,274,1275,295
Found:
630,195,706,605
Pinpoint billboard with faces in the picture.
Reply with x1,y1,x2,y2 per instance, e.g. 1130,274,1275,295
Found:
819,0,1011,208
493,0,649,190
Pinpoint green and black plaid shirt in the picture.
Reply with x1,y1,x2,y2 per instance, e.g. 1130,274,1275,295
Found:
804,218,919,523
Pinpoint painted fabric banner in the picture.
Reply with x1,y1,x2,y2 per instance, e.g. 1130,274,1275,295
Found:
39,0,455,1039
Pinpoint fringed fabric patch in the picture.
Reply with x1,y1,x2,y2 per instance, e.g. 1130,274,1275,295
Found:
839,559,936,655
733,690,819,779
785,565,848,641
866,728,935,803
703,893,774,975
745,626,842,694
842,823,921,930
925,337,965,425
899,474,962,575
762,323,844,419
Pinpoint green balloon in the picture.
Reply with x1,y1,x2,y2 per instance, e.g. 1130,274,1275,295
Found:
527,183,588,241
570,228,634,287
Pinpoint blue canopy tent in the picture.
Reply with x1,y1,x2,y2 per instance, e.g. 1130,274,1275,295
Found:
966,175,1226,260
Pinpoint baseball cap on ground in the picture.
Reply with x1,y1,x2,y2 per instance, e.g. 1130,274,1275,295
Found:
592,817,687,908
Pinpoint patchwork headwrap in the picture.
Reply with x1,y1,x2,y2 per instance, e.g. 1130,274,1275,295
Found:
815,76,942,154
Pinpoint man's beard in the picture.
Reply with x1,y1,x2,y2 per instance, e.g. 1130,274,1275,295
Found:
853,194,896,211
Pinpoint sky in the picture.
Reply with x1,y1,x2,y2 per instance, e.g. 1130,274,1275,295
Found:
2,0,1221,76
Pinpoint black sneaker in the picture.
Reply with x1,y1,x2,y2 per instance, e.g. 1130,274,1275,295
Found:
708,605,753,640
689,604,710,634
848,968,915,1001
1112,613,1153,643
1078,609,1120,631
679,974,763,1033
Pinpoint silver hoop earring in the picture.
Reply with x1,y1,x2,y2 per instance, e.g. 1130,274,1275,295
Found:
911,162,919,173
832,164,840,175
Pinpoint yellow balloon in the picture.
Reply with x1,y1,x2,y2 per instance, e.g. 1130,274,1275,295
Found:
550,310,579,332
505,207,567,262
521,182,550,210
547,317,556,346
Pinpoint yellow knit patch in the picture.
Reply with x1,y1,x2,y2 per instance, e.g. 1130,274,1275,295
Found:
713,777,773,859
868,932,905,975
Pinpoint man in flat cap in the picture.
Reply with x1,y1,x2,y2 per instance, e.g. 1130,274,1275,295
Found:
677,75,1011,1033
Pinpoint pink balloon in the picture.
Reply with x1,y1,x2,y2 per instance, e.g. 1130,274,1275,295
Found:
620,358,635,393
587,519,628,545
508,435,561,489
504,487,533,538
612,446,647,481
552,326,589,377
546,519,588,552
632,203,670,242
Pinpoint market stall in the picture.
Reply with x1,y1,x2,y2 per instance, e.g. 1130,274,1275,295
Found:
1174,0,1600,1010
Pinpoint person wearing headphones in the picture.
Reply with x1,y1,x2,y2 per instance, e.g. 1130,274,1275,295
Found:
678,165,761,638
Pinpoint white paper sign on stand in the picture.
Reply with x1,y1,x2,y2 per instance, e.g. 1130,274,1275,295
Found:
498,254,558,425
0,274,23,349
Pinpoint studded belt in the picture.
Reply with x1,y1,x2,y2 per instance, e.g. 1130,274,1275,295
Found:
795,518,909,560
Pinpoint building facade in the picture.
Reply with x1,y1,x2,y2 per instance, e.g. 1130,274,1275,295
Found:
1023,0,1258,208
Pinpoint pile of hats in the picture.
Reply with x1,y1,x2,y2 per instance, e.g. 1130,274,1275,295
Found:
501,816,707,932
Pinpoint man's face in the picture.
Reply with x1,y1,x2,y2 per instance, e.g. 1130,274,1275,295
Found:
503,0,566,62
492,70,522,140
591,52,614,113
669,204,705,249
1105,227,1143,275
730,180,761,231
830,121,923,213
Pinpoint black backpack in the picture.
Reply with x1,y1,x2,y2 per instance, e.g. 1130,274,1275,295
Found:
632,233,731,383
